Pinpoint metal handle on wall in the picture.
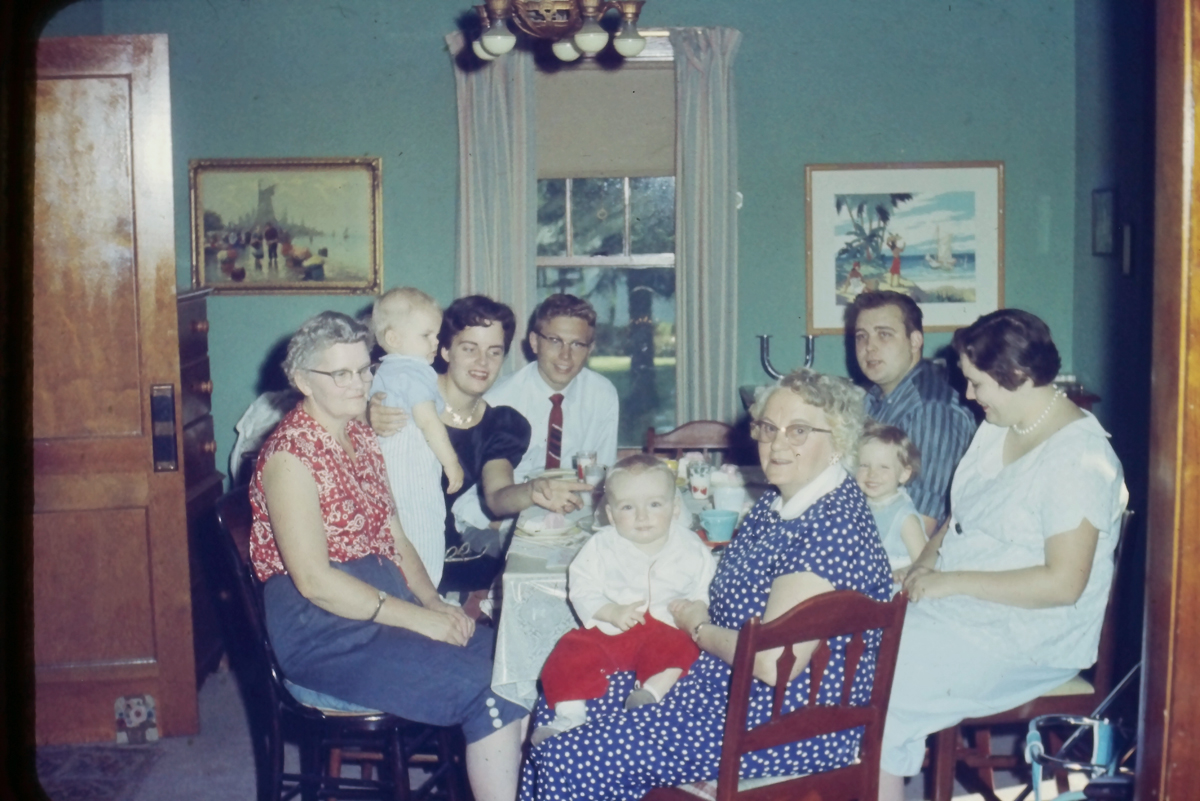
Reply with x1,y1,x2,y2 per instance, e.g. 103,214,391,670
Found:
758,334,815,380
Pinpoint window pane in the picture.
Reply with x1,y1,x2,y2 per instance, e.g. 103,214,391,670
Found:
571,178,625,256
537,179,567,257
629,176,675,254
538,266,676,446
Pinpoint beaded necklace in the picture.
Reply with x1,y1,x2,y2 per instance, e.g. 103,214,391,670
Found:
1012,388,1064,436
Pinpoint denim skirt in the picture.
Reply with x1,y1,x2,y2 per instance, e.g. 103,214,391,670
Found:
263,554,526,743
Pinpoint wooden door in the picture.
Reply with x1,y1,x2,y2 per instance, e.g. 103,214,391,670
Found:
33,34,197,744
1141,0,1200,795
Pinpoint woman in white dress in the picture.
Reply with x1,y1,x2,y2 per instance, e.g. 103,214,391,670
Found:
878,309,1127,800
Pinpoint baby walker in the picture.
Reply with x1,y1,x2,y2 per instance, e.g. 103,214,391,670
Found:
1023,663,1139,801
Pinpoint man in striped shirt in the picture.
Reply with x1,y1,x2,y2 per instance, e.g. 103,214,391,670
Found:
849,291,978,535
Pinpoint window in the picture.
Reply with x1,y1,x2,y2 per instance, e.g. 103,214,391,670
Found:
536,176,675,446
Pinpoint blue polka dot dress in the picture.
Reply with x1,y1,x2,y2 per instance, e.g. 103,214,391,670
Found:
519,476,893,801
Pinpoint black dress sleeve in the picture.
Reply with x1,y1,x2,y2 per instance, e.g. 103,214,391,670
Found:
443,405,533,531
479,405,532,469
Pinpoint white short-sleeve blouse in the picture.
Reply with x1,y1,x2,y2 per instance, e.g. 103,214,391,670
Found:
932,412,1127,668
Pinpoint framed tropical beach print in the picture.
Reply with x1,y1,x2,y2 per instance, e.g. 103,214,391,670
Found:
805,161,1004,334
189,157,382,294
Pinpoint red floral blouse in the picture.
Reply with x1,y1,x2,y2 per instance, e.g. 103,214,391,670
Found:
250,405,398,582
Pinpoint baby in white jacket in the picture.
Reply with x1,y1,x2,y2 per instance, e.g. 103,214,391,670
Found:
533,454,717,745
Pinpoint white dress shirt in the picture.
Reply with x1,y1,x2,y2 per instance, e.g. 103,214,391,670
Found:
452,363,619,530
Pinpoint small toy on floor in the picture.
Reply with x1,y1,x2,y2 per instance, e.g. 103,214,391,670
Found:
115,694,159,744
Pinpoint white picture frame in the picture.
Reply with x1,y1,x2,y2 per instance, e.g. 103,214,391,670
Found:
805,161,1005,334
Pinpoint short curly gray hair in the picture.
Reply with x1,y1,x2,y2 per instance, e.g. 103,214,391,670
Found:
281,311,373,390
750,368,867,467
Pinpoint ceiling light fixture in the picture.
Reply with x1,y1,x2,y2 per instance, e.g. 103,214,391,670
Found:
472,0,647,61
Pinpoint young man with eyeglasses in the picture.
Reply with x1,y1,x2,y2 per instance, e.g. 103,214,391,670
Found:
452,294,620,534
847,291,977,535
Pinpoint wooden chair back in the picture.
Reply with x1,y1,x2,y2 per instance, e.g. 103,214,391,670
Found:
646,590,907,801
646,420,753,464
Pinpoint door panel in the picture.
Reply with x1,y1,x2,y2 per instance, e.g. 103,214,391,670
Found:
33,34,197,744
33,76,142,439
33,509,155,665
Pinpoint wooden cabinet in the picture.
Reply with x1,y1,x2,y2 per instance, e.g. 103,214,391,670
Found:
177,288,226,683
33,34,198,744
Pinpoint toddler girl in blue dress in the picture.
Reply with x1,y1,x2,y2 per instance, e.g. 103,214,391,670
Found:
857,422,928,584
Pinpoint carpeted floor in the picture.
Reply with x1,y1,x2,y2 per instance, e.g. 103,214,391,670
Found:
36,669,258,801
36,743,162,801
33,666,1069,801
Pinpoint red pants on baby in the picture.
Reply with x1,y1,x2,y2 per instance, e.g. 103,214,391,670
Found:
540,616,700,707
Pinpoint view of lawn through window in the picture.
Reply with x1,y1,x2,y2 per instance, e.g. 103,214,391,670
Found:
536,177,676,446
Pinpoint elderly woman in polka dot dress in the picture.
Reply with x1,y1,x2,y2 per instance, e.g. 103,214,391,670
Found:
519,368,893,801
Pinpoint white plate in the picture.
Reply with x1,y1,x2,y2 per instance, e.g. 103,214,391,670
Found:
532,468,578,481
519,521,574,538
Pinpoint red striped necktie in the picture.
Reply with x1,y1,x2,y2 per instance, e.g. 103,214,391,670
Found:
546,393,565,469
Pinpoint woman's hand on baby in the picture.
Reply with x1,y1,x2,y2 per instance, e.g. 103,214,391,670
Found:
444,462,464,494
412,604,472,646
668,599,709,634
905,569,956,603
367,393,409,437
530,478,593,514
901,564,936,597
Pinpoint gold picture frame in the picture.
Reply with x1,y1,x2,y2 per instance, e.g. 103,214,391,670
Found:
805,161,1005,334
189,157,382,294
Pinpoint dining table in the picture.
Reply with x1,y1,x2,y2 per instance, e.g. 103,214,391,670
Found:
489,467,770,710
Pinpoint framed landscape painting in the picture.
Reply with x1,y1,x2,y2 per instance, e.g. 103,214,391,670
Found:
805,161,1004,334
189,157,382,294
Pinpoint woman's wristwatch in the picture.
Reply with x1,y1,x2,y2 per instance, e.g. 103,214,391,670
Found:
691,619,711,642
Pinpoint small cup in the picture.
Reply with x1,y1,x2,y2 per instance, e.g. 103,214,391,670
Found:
688,462,711,499
699,509,739,543
574,451,597,480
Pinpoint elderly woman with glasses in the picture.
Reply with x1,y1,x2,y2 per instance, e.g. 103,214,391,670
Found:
249,311,527,801
520,368,892,801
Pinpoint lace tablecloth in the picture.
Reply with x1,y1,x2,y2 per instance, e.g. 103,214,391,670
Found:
492,534,588,709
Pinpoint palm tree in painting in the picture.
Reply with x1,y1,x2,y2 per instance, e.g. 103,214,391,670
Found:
835,193,914,262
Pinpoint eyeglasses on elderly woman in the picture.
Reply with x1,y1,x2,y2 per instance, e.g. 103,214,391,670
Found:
748,419,834,447
304,364,376,388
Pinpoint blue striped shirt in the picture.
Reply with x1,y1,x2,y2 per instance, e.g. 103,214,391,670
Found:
863,360,978,524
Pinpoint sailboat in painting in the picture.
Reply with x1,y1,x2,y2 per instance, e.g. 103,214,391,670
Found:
925,226,958,270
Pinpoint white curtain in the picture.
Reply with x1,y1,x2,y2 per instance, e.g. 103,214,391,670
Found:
671,27,741,423
446,32,537,373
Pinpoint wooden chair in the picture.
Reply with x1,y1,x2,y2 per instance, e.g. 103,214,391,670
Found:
929,509,1136,801
646,420,751,464
213,488,465,801
643,590,908,801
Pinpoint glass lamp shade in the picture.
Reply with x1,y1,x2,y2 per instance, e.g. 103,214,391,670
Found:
552,38,583,62
472,39,498,60
480,19,517,55
612,22,645,57
573,18,609,54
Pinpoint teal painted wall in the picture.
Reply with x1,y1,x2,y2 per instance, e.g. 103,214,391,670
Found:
44,0,1101,485
650,0,1078,390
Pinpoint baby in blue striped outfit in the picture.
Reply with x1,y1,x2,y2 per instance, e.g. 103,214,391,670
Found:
369,287,463,586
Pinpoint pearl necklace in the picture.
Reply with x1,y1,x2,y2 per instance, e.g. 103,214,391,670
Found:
1012,388,1064,436
446,396,481,426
